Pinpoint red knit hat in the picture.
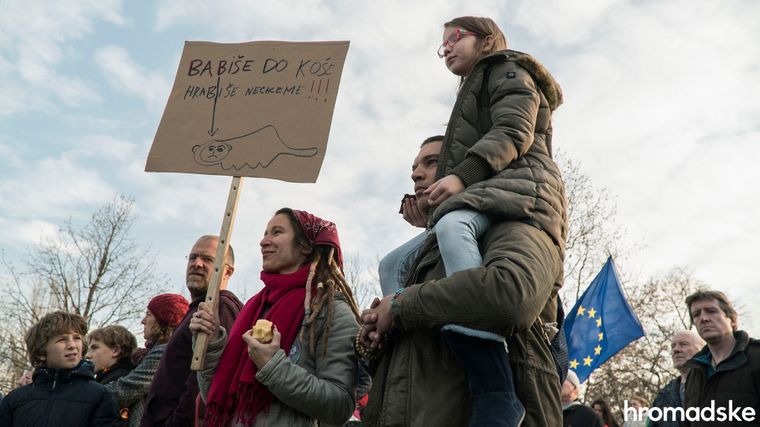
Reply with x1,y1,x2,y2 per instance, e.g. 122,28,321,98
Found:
147,294,189,328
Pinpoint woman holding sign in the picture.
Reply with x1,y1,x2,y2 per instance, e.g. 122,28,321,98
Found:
190,208,361,426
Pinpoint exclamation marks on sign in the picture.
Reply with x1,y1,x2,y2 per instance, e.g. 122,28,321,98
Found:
308,79,330,102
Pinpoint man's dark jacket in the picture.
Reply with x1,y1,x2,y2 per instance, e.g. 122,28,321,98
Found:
0,361,119,426
562,402,603,427
140,289,242,427
649,376,682,427
363,221,564,426
96,359,136,385
683,330,760,426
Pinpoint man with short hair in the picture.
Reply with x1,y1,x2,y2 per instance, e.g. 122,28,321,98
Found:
141,235,243,427
377,135,444,297
561,370,603,427
649,330,704,427
361,136,566,426
682,290,760,427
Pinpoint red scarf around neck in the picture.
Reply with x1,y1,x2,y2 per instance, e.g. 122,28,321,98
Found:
205,264,310,426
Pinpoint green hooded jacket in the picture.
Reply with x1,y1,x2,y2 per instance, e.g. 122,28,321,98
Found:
363,50,566,427
432,49,567,258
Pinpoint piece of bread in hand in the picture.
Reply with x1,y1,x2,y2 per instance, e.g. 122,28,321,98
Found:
252,319,274,343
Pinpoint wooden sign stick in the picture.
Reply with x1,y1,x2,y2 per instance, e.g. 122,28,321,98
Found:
191,176,243,371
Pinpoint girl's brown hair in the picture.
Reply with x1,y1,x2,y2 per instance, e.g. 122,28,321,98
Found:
444,16,508,77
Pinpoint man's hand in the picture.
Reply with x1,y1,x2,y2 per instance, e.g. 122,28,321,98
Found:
243,325,281,369
360,296,395,349
360,297,382,347
425,175,464,207
401,197,428,228
189,301,221,340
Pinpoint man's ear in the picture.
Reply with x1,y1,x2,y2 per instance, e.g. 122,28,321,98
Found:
192,144,202,153
224,264,235,278
111,346,121,359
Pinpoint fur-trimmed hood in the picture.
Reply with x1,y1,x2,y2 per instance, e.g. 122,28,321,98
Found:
433,47,568,256
480,49,563,111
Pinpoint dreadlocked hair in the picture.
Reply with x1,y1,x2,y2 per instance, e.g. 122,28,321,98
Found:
300,246,362,357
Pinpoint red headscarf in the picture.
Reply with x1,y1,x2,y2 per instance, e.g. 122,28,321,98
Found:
293,209,343,269
205,209,342,426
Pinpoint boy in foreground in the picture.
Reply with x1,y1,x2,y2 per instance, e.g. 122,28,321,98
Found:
0,311,120,426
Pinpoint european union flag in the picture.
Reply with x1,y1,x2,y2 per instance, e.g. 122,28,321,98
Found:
564,257,645,383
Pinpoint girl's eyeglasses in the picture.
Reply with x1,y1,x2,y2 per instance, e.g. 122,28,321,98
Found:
437,29,480,58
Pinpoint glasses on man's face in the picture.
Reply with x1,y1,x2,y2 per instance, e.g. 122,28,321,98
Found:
437,29,480,58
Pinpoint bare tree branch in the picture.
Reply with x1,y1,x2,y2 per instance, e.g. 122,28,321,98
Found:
0,195,168,390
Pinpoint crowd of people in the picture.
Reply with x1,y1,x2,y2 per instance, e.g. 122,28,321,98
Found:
1,14,758,427
562,291,760,427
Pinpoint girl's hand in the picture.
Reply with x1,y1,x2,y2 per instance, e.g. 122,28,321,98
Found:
243,326,281,369
189,302,221,340
424,175,465,207
401,197,428,227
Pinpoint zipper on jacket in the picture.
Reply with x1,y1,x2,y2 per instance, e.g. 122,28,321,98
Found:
436,54,505,182
437,73,477,182
44,371,59,427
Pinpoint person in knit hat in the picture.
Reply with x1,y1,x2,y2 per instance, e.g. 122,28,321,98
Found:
143,236,243,427
562,370,603,427
147,294,190,332
102,293,189,427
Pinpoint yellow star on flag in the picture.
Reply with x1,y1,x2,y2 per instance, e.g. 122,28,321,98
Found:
588,308,596,318
598,332,604,341
570,359,579,369
594,345,602,355
596,318,602,327
583,356,593,366
577,306,585,316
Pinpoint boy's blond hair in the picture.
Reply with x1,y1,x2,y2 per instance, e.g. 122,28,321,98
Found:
25,311,88,367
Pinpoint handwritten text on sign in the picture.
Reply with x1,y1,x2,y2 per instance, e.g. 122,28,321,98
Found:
145,40,349,183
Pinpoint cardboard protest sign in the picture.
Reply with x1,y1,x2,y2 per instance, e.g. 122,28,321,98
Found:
146,40,349,183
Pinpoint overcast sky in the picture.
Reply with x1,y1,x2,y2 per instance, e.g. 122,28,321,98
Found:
1,0,758,335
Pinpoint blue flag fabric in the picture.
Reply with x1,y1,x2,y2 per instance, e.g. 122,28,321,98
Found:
563,257,645,383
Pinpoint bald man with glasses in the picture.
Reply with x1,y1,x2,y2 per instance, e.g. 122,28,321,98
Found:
141,236,243,427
